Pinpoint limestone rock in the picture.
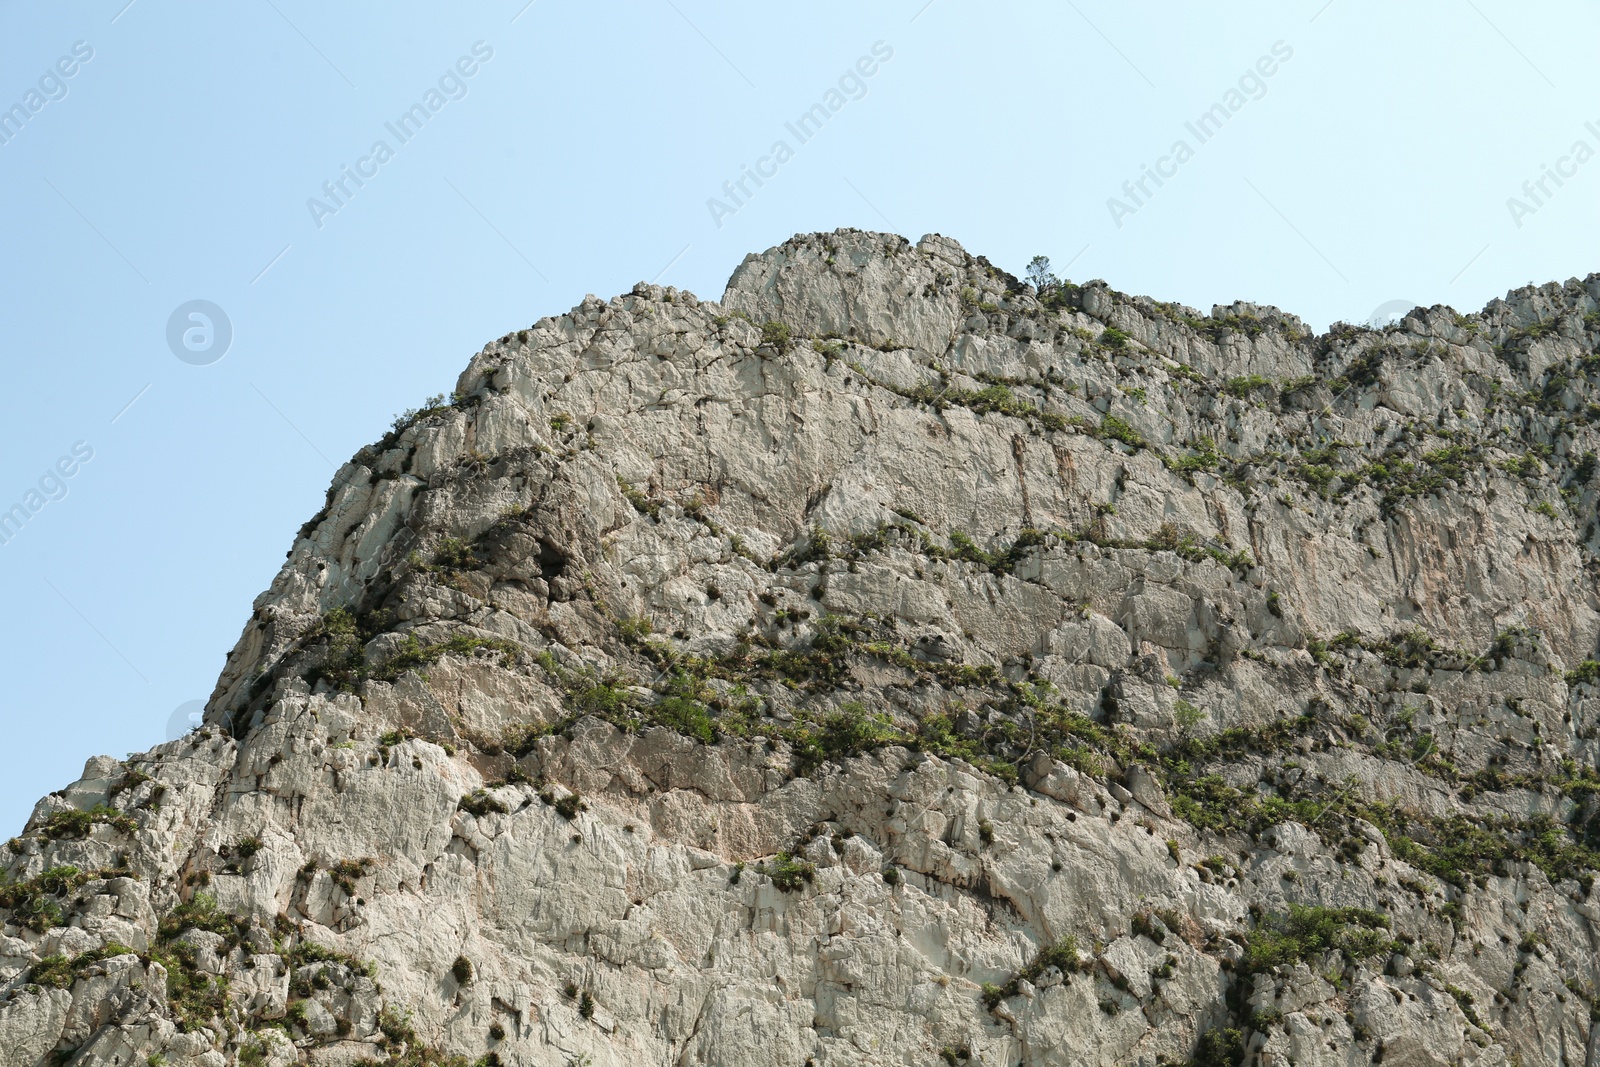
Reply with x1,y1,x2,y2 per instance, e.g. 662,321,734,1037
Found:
5,230,1600,1066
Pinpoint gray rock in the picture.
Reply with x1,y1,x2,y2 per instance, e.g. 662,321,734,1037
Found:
5,230,1600,1066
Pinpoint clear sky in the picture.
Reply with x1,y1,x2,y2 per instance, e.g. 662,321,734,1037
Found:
1,0,1596,830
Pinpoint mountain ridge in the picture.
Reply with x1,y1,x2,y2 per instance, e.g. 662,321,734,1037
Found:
4,229,1600,1067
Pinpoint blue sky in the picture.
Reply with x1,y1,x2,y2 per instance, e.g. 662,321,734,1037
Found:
1,0,1596,830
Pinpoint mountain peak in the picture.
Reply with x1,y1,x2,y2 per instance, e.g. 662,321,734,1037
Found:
6,233,1600,1067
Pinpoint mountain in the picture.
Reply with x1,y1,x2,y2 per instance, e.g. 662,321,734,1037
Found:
4,229,1600,1067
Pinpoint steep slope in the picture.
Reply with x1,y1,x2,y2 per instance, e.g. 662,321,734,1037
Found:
4,230,1600,1067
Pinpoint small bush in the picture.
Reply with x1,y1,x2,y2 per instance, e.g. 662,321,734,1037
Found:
1566,660,1600,686
326,858,373,896
1100,415,1145,448
1193,1027,1245,1067
760,320,794,354
983,936,1084,1009
0,865,99,933
40,805,136,840
157,892,241,944
432,537,478,570
1131,912,1166,944
1173,700,1205,733
1246,905,1394,973
459,790,508,817
790,702,897,773
652,696,714,744
28,954,73,989
1224,375,1273,399
553,793,586,821
1250,1007,1283,1030
767,852,815,892
451,955,473,985
391,393,456,433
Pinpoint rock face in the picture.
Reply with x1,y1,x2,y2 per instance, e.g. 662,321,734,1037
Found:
6,229,1600,1067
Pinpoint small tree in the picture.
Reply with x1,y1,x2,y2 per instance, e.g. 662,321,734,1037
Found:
1025,255,1058,293
1173,699,1205,735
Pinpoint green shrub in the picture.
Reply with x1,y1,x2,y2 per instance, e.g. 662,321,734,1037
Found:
617,616,653,642
760,321,794,353
790,702,897,773
652,696,714,743
618,479,661,519
158,892,242,945
1192,1026,1245,1067
1245,905,1393,972
391,392,456,433
1170,438,1221,474
1224,375,1273,398
0,865,100,932
28,954,72,989
1567,661,1600,686
1131,912,1167,944
369,632,521,683
552,793,586,821
1173,700,1205,733
571,682,629,717
459,790,508,817
432,537,478,570
451,955,473,985
40,805,136,840
1100,415,1145,448
982,936,1084,1009
328,858,373,895
1250,1007,1283,1031
766,852,815,892
377,1005,416,1044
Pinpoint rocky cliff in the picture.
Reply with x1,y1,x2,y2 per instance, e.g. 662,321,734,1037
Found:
5,230,1600,1067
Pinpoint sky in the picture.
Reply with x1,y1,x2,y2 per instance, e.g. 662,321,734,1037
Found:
0,0,1596,831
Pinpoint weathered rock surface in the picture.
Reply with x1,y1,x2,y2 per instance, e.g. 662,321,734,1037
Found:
6,229,1600,1067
